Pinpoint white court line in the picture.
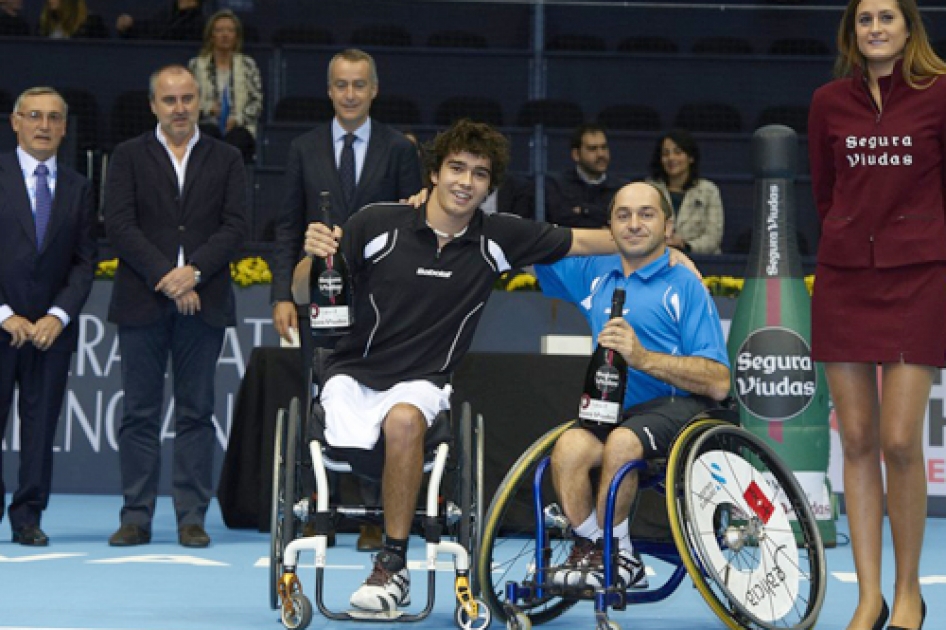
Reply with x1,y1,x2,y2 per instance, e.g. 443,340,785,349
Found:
0,553,86,563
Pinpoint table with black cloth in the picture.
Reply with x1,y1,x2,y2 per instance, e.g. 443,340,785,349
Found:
219,350,590,531
218,346,306,530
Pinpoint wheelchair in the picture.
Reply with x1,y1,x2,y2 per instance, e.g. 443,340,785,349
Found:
268,349,490,630
476,411,827,630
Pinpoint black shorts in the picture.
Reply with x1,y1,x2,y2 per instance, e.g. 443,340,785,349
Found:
583,395,717,459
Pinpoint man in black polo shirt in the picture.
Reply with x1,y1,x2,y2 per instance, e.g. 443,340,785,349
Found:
304,119,621,613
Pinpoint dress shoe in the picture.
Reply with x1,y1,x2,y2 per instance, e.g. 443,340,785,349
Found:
356,524,383,552
12,525,49,547
887,597,926,630
108,523,151,546
178,524,211,548
872,599,889,630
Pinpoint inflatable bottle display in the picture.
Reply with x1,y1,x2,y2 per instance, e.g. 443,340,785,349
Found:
727,125,836,546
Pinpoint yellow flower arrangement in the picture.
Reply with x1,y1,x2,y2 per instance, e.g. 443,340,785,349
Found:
702,275,815,297
230,256,273,287
94,257,274,287
94,258,118,279
94,260,816,296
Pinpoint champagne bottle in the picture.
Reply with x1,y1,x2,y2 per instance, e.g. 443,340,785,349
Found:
309,191,353,336
578,288,628,426
726,125,835,545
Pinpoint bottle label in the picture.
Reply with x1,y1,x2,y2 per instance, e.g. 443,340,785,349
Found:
578,395,621,425
310,305,352,329
317,269,344,297
594,365,621,394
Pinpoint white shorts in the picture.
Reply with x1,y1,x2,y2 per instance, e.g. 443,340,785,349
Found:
321,375,452,450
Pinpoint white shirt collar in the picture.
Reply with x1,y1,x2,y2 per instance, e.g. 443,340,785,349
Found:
155,123,201,154
332,118,371,145
16,147,58,178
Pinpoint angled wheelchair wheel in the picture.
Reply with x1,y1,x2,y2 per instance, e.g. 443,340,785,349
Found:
269,407,287,610
477,421,579,625
666,421,826,630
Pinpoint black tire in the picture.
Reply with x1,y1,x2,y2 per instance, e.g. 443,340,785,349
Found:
458,402,474,556
476,421,579,625
666,421,826,630
283,397,303,554
269,408,287,610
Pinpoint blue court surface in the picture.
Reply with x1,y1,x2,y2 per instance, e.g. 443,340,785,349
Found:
2,494,945,630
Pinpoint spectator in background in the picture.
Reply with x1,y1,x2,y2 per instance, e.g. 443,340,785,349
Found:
0,0,29,36
646,129,724,255
545,122,626,228
38,0,107,39
188,9,262,163
0,87,97,546
116,0,204,41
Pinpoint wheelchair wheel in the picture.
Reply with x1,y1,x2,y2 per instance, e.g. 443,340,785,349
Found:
269,407,287,610
666,421,826,630
456,403,485,594
477,421,579,625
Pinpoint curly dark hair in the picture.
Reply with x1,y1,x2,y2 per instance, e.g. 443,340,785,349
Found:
424,119,509,192
648,128,701,190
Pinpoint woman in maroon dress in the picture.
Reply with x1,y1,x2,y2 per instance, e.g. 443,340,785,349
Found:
808,1,946,628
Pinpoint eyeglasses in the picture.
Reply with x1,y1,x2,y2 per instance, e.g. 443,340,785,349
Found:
15,110,66,125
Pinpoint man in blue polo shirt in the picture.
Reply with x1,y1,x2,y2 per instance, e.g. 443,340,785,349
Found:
534,181,731,591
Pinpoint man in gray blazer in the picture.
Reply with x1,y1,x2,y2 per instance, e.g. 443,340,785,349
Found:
0,87,96,546
270,48,422,552
104,65,248,548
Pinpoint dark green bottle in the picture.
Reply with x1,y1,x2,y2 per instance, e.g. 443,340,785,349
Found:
726,125,835,545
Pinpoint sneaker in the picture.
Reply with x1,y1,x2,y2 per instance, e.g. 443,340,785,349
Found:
550,536,602,587
584,548,649,590
349,551,411,612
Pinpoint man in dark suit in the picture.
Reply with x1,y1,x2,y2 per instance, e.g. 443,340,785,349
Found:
0,87,96,546
271,49,421,552
104,65,247,548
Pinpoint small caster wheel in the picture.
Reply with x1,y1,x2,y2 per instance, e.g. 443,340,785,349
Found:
455,597,492,629
281,593,313,630
594,613,619,630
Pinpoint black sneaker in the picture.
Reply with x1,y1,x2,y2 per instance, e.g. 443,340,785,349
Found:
349,550,411,612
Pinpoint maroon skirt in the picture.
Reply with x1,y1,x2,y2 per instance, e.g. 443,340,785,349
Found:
811,262,946,367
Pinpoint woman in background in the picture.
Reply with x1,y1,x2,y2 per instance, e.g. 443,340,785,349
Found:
808,1,946,628
188,9,262,162
38,0,106,39
646,128,724,254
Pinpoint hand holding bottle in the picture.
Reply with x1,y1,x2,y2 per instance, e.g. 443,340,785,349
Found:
598,317,645,370
304,222,343,258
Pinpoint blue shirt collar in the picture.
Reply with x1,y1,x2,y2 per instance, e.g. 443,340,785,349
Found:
602,247,672,282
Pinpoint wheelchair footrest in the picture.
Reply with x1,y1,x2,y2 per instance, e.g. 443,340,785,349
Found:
345,609,407,621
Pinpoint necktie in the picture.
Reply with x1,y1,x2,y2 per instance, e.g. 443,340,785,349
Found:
339,133,356,205
34,164,53,247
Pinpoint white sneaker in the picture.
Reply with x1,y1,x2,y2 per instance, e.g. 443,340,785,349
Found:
550,536,600,587
349,551,411,612
584,548,649,590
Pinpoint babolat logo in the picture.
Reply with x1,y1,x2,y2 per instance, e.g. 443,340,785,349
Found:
594,365,620,394
318,269,343,297
416,267,453,278
735,327,816,421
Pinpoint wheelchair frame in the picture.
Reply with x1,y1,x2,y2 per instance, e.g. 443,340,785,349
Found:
270,395,490,630
477,417,827,630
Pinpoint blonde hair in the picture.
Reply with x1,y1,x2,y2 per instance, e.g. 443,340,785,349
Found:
14,87,69,117
834,0,946,87
200,9,244,56
39,0,88,38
